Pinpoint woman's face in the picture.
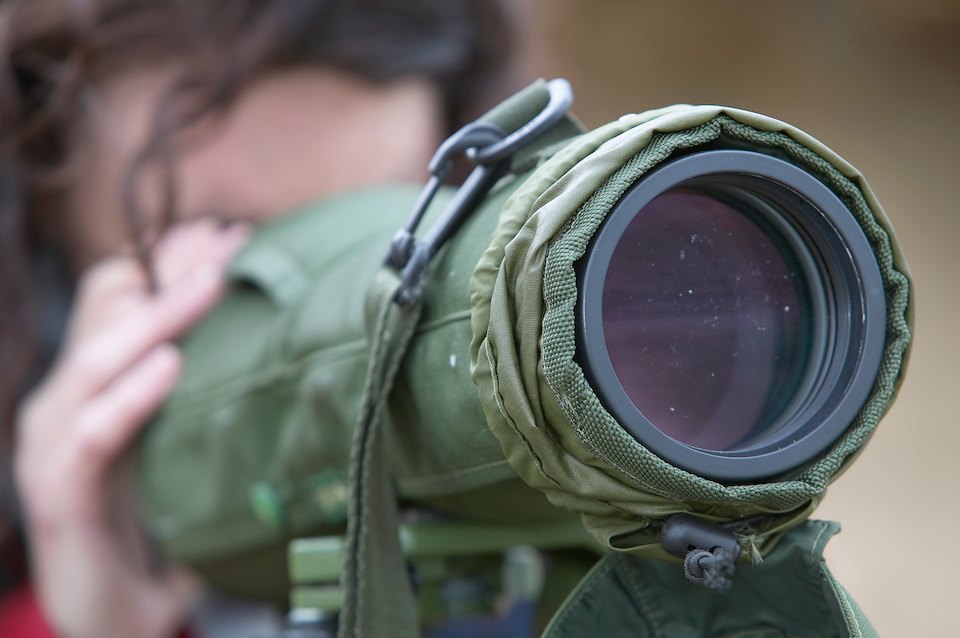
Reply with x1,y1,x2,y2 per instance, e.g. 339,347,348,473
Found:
66,66,444,269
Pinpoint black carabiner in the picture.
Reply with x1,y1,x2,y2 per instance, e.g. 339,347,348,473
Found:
468,79,574,165
386,122,504,270
387,78,574,308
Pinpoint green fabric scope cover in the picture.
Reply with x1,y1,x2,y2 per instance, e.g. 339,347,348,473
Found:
469,106,912,564
138,105,911,607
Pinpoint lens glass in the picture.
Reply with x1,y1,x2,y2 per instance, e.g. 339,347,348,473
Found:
601,189,813,452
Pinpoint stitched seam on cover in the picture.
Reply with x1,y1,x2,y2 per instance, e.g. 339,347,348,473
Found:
617,553,663,638
484,339,563,489
548,560,612,632
810,523,830,581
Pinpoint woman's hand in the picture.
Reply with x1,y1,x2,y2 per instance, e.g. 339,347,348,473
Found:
14,220,250,638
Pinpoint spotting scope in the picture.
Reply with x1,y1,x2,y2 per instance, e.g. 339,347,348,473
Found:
139,79,912,638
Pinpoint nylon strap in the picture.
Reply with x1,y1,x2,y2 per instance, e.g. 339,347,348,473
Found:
339,268,422,638
339,79,582,637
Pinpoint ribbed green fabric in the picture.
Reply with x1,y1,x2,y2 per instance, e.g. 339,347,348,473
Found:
470,107,912,561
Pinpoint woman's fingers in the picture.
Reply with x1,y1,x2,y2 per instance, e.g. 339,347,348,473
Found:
68,344,181,481
64,256,148,349
153,219,250,288
152,219,222,286
19,219,252,497
52,264,222,403
24,220,251,464
14,220,249,638
66,220,249,349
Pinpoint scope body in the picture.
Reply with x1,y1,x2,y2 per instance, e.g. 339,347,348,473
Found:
141,179,553,599
140,104,911,607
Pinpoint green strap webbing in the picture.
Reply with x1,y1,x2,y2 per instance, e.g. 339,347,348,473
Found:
340,268,422,638
339,79,583,638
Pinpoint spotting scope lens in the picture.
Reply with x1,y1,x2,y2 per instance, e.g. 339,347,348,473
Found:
602,189,814,452
578,150,887,482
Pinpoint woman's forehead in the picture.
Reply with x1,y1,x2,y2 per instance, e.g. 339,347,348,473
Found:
66,67,443,269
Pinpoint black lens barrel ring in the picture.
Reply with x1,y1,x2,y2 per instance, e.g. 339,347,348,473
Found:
577,150,886,482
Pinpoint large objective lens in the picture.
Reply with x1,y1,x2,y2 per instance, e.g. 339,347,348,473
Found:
603,190,813,452
577,150,886,481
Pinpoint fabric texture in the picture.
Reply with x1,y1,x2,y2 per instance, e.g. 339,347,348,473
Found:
138,82,586,602
470,106,912,562
138,182,566,601
542,520,878,638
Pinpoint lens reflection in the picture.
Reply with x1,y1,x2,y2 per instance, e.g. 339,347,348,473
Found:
602,190,811,452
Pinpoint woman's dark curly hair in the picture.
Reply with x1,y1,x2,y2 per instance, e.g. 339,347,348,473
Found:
0,2,510,586
0,0,510,430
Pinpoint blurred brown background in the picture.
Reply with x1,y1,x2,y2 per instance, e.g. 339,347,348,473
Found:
514,1,959,635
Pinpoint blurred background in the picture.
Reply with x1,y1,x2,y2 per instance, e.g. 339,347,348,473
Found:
510,1,958,635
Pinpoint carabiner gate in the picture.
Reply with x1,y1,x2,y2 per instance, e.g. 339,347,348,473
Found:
387,78,574,308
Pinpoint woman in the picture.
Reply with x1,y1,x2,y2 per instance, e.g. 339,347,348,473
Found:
0,1,509,636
